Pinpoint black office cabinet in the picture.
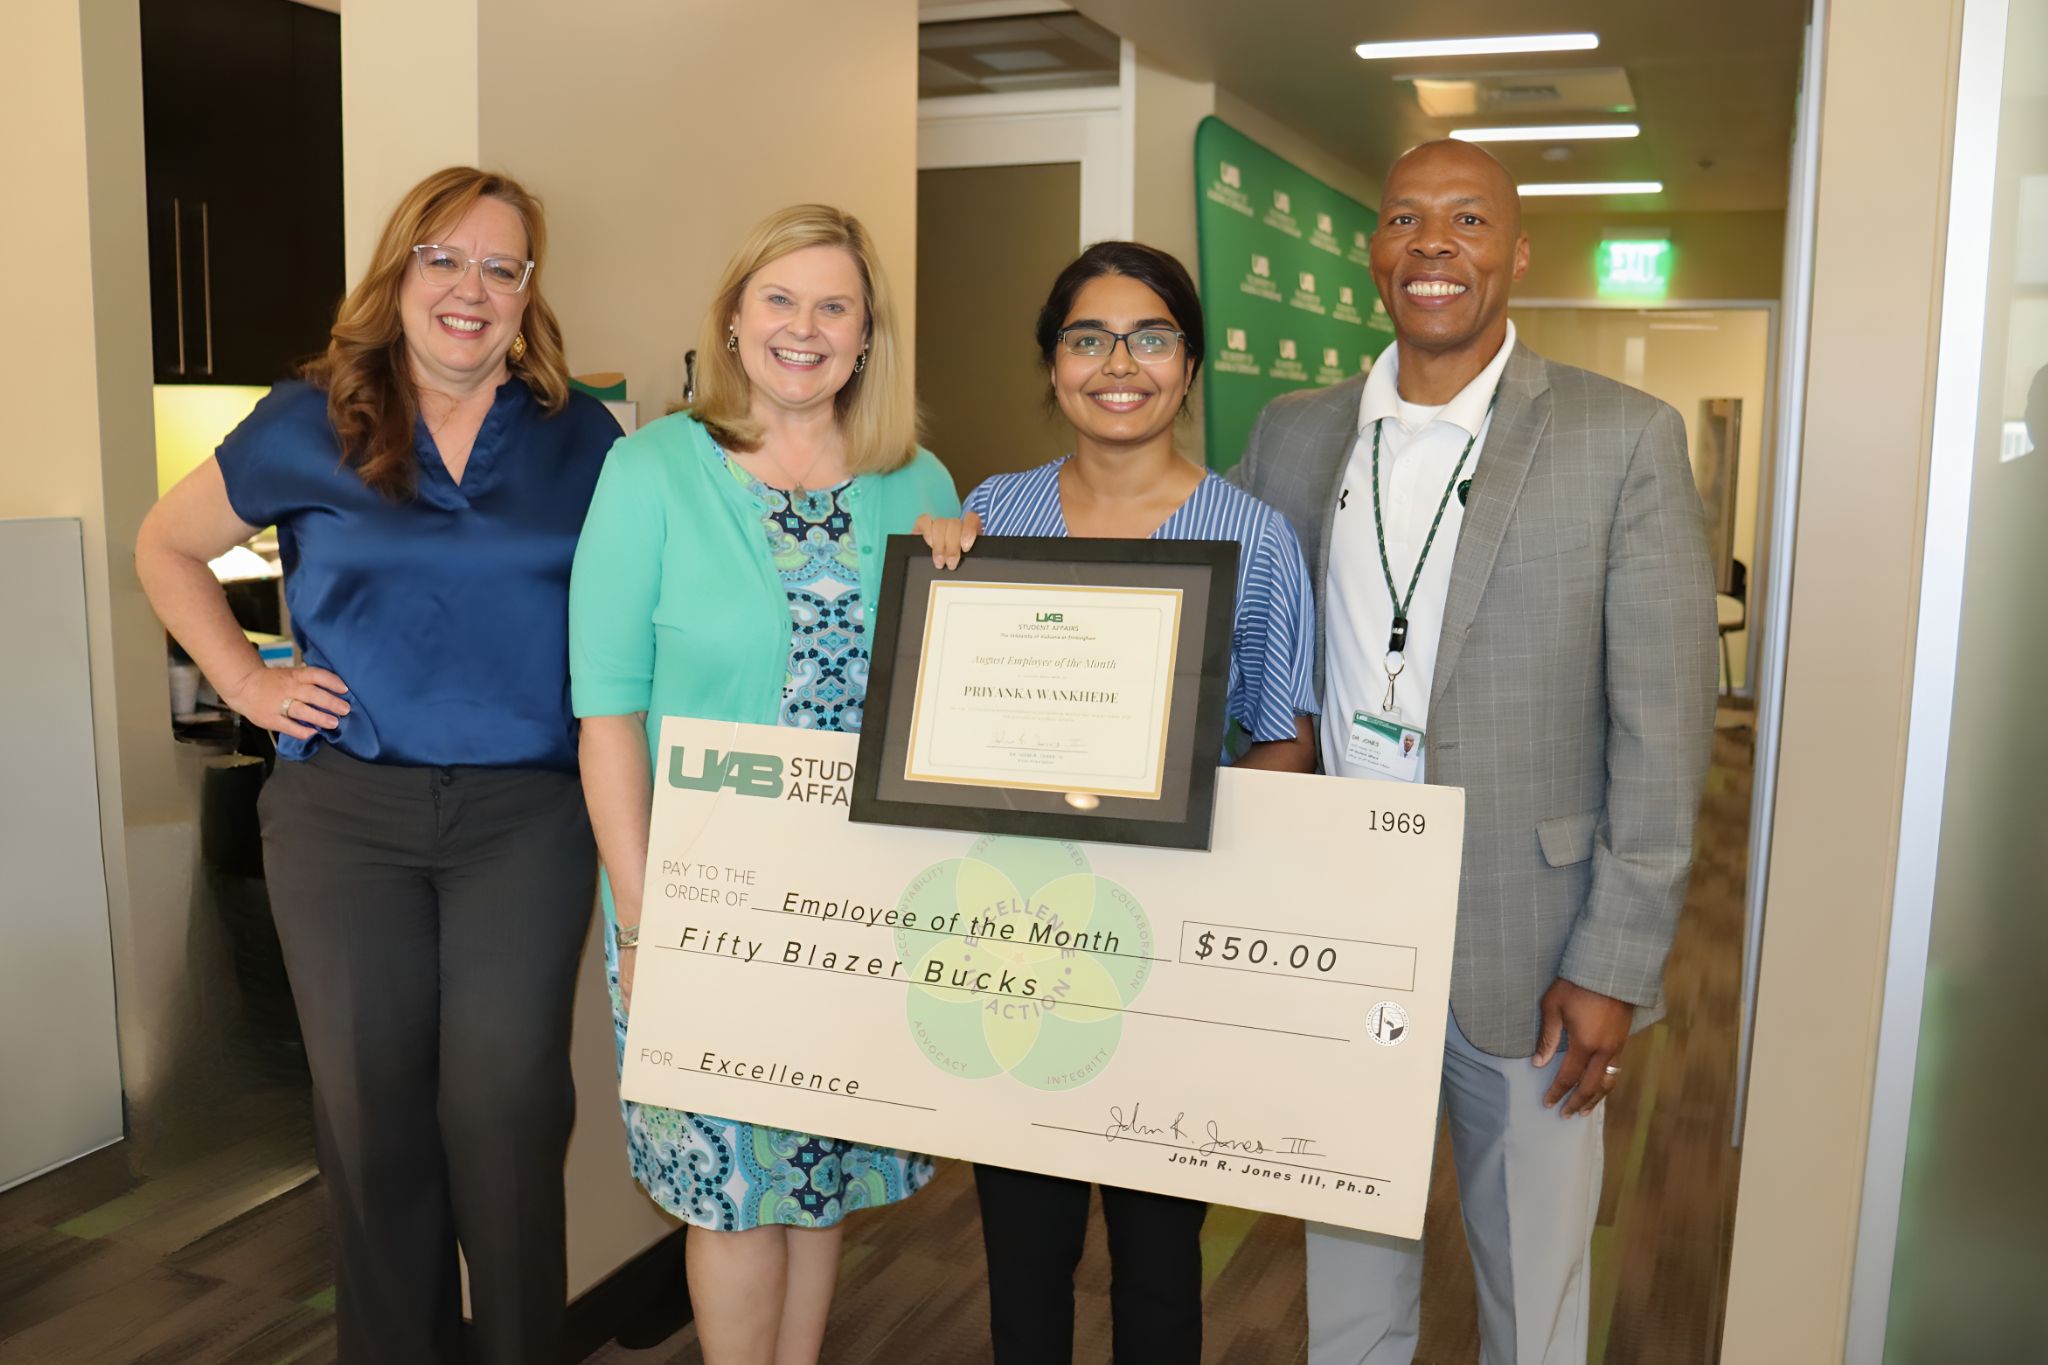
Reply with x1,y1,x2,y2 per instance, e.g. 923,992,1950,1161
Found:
143,0,343,386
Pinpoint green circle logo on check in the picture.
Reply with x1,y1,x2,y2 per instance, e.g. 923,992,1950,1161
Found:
896,836,1154,1092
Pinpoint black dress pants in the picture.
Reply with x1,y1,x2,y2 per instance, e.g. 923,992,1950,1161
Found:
974,1163,1208,1364
260,747,596,1365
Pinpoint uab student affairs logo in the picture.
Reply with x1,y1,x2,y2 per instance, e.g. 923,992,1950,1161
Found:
667,746,781,798
897,836,1152,1092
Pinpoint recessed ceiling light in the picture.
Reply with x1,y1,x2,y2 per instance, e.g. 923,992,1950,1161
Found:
1520,181,1664,197
1451,123,1640,142
1355,33,1599,61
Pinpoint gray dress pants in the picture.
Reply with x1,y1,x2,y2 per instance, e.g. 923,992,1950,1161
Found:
259,746,597,1365
1305,1012,1605,1365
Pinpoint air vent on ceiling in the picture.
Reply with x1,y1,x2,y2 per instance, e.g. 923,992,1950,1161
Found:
918,12,1120,98
1398,67,1637,119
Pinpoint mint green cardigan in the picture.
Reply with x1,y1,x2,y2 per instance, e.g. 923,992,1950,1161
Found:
568,411,960,757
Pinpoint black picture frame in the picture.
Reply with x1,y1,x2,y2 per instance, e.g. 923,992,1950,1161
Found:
851,534,1238,850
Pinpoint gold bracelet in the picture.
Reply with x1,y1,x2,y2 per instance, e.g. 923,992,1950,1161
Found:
616,922,640,950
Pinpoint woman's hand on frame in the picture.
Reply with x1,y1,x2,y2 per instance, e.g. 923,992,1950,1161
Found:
913,509,982,570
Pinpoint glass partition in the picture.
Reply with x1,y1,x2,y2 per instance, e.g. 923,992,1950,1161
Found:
1882,0,2048,1356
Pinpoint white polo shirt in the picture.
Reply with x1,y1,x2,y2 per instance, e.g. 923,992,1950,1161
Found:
1323,324,1516,781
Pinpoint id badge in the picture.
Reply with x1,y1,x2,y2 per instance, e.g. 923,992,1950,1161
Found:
1346,710,1425,782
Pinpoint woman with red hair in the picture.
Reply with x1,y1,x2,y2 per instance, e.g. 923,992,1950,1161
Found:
136,166,620,1364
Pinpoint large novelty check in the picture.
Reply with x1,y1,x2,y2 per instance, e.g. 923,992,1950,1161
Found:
620,718,1464,1237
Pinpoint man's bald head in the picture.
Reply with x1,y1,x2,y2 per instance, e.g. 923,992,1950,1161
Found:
1367,138,1530,376
1382,140,1523,236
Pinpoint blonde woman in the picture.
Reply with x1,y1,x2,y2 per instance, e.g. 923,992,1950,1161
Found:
135,167,620,1363
571,205,956,1364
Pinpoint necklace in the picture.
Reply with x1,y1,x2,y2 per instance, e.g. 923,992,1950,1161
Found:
755,445,835,502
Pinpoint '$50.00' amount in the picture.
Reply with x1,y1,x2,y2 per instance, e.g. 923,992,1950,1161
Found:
1192,930,1339,976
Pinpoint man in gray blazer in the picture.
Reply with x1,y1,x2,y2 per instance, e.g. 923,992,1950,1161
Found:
1229,140,1718,1362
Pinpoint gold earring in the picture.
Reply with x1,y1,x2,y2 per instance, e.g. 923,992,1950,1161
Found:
727,326,739,353
507,332,527,363
853,349,868,375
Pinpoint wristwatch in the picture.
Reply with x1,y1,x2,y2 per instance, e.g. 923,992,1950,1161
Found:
616,922,641,950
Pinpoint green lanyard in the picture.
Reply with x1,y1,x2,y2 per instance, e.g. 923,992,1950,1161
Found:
1369,393,1496,711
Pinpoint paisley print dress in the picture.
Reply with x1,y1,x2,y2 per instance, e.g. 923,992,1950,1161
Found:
601,455,934,1230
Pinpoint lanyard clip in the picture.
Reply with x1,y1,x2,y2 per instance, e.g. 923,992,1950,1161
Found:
1387,615,1408,655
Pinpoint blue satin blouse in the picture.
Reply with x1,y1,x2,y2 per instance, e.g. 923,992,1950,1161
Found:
216,378,620,771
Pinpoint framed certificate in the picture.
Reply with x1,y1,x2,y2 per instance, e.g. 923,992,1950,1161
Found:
851,535,1238,849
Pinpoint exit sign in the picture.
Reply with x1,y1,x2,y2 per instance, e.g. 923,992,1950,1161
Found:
1597,239,1674,296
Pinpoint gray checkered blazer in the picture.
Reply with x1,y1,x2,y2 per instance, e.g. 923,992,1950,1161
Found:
1228,344,1719,1057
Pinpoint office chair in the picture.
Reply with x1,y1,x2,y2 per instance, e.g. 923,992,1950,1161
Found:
1718,559,1749,695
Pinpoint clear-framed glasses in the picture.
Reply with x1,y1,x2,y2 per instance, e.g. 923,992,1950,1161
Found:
410,244,535,294
1057,325,1186,364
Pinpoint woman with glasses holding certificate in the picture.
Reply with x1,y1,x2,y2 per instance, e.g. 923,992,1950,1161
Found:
135,167,621,1363
918,241,1319,1364
570,205,958,1365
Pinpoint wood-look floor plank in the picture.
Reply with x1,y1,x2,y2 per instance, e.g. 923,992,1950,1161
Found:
0,1225,166,1342
0,1264,222,1363
163,1180,332,1303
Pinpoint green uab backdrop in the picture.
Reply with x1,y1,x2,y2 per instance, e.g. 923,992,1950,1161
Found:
1195,116,1394,472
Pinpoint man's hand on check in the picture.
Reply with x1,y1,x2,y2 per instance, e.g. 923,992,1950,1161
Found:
1532,978,1633,1118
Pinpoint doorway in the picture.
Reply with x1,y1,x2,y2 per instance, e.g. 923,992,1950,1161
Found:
917,163,1079,494
914,10,1133,496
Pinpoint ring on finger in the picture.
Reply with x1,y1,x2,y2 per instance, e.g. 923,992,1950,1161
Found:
278,697,293,720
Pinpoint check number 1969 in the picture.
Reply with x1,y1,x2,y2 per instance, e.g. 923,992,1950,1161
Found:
1177,921,1419,993
1367,809,1427,834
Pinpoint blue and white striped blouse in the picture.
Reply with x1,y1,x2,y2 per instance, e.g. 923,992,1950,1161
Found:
963,456,1319,747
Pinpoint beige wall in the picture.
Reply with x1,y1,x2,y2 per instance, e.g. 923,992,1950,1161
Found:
2,0,220,1137
1131,51,1213,277
339,0,479,285
1517,210,1788,303
1510,307,1773,688
475,0,920,412
1720,0,1965,1357
344,0,922,412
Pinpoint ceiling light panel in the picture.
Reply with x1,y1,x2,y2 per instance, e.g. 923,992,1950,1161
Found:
1521,181,1665,197
1402,68,1636,119
1451,123,1640,142
1356,33,1599,61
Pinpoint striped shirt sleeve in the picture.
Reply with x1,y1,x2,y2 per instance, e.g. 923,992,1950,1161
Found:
1227,506,1320,744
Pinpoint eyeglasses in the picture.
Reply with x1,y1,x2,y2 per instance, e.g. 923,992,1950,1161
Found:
410,244,535,295
1057,325,1187,364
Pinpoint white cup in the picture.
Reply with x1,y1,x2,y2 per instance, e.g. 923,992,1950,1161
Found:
169,661,201,718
